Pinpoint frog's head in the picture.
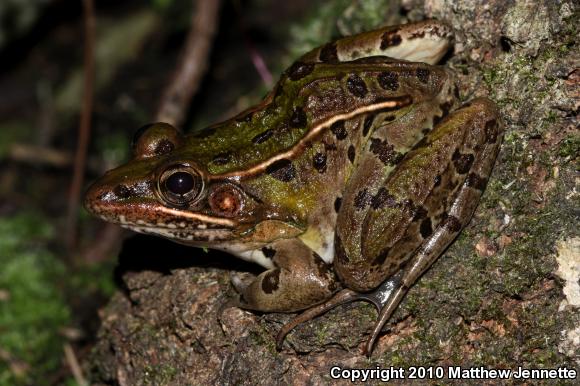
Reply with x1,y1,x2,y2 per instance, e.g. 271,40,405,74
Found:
84,123,288,247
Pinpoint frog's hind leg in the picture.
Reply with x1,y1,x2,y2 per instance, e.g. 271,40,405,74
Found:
277,98,502,355
299,19,454,65
231,238,338,313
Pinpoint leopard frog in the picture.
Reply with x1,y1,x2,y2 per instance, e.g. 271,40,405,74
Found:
84,19,502,355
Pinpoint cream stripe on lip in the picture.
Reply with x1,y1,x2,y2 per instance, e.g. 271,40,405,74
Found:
152,206,237,227
213,97,411,179
97,204,238,228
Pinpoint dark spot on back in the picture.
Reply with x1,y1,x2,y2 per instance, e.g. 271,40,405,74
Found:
371,187,397,209
313,152,327,173
416,68,430,83
266,159,296,182
380,31,402,50
409,30,426,39
212,152,231,165
420,218,433,238
334,197,342,212
325,142,337,151
363,114,375,136
289,107,307,128
434,175,442,187
346,74,368,98
319,42,339,63
452,150,475,174
347,145,356,163
370,138,404,165
261,269,281,294
485,119,499,143
442,214,462,233
261,247,276,258
287,61,315,81
377,71,399,91
440,101,453,116
466,173,488,191
252,129,274,144
154,139,174,156
354,189,372,210
330,120,348,140
413,206,428,221
372,247,390,266
113,184,131,199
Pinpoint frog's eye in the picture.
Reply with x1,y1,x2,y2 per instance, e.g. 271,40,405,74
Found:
132,122,184,159
158,165,204,206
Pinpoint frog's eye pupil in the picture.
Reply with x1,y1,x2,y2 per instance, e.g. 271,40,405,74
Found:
158,165,204,207
166,171,195,195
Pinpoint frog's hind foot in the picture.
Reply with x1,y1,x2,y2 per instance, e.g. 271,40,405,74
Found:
276,271,405,356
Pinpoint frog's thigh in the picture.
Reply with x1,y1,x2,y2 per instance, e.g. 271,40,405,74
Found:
233,239,338,312
335,98,501,291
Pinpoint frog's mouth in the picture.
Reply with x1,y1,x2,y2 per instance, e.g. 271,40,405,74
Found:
86,196,240,244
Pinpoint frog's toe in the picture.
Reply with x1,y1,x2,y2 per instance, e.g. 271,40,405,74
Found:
276,271,406,355
230,272,255,293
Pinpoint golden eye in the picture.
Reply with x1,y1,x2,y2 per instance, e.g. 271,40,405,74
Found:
158,165,204,206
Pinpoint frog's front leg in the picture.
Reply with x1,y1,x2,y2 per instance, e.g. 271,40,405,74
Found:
232,238,338,312
277,98,502,354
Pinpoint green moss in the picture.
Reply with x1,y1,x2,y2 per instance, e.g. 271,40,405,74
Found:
558,134,580,159
143,363,178,384
0,213,70,386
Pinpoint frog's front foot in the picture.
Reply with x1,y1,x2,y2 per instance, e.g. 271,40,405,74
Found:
229,239,338,312
276,271,404,356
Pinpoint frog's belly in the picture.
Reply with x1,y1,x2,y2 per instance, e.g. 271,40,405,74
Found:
299,227,335,265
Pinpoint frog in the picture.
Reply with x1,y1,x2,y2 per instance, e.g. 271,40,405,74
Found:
84,19,502,355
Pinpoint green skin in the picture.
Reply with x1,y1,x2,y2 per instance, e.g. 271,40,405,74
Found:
84,20,502,354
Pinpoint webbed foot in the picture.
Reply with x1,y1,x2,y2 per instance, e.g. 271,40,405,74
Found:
276,272,405,356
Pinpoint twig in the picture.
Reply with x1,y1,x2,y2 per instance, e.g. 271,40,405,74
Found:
65,0,95,255
7,143,101,172
233,0,273,86
80,0,221,263
155,0,222,125
63,344,88,386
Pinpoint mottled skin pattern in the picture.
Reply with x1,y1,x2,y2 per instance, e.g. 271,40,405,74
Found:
84,20,502,354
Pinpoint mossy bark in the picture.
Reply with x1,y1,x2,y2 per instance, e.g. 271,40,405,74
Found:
88,1,579,384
